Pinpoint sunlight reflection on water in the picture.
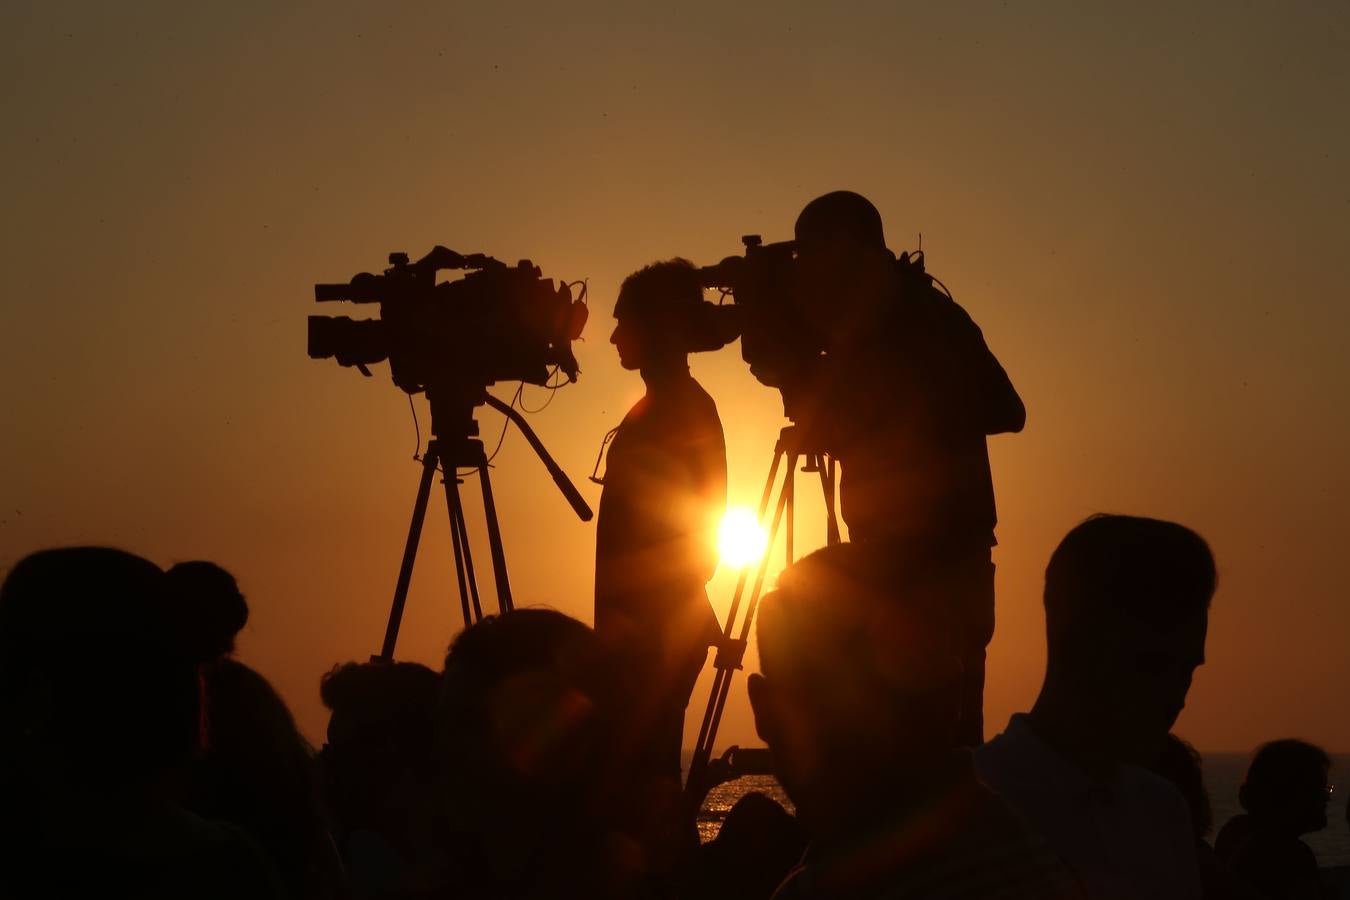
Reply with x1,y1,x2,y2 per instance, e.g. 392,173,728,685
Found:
696,775,795,844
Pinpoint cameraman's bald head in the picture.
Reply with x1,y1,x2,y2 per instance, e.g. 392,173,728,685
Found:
794,191,887,253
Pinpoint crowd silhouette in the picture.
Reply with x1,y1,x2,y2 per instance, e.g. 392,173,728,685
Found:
1,192,1339,899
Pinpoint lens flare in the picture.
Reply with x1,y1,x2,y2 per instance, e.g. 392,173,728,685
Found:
718,507,769,569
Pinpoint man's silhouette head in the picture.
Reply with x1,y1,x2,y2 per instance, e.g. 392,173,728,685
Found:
747,543,961,832
1040,514,1216,764
794,190,887,252
793,191,897,338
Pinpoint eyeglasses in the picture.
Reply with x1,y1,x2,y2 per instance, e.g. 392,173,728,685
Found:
589,426,619,486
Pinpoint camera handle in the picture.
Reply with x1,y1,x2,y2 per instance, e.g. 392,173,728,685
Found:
373,395,594,663
685,425,841,804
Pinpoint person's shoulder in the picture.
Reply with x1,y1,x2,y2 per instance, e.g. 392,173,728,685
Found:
669,375,724,430
1117,761,1194,814
921,785,1088,899
973,716,1047,789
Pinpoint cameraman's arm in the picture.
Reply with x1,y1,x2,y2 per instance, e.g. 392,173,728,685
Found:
937,299,1026,436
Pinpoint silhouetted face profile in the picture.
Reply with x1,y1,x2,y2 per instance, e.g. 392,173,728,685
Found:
1043,515,1216,765
1240,739,1332,836
609,315,646,370
610,259,707,372
1093,605,1207,762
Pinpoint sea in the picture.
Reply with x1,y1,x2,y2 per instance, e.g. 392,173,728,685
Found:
694,752,1350,869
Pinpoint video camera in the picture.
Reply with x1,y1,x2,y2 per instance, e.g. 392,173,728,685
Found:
309,246,588,397
697,234,942,425
697,236,818,395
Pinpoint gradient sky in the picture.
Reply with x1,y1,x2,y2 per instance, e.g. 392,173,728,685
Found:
3,1,1348,752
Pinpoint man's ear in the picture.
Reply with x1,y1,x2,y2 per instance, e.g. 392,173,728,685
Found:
747,673,776,746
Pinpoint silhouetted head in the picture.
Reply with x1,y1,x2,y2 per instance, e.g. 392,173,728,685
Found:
0,546,199,783
166,559,248,662
192,658,325,897
1149,734,1212,841
1042,514,1216,764
794,190,887,252
793,191,897,338
748,543,961,831
612,258,737,371
1239,739,1331,837
439,609,609,783
319,659,440,836
434,609,617,892
698,791,808,900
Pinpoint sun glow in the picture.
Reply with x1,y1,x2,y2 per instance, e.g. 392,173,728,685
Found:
718,507,769,569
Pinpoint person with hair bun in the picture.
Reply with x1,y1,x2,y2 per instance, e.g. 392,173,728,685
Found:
165,560,249,662
1216,739,1331,900
594,258,731,785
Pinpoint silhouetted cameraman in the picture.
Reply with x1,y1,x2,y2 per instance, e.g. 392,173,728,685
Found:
790,190,1025,744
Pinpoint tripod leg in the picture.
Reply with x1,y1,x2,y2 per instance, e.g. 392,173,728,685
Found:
689,459,795,799
443,471,485,624
785,455,796,565
716,443,785,647
689,444,784,791
821,455,841,545
379,444,440,662
477,462,514,614
443,472,475,629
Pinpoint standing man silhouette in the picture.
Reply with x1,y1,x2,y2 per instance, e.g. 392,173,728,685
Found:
790,191,1025,744
594,259,731,783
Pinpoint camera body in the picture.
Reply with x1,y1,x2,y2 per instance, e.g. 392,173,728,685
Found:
309,248,587,396
698,235,939,427
697,236,821,396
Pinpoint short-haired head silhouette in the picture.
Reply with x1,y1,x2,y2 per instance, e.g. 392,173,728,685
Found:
1038,514,1216,766
748,543,962,833
794,190,887,252
792,191,899,340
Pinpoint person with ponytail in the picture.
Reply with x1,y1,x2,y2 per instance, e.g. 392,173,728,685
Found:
593,258,735,787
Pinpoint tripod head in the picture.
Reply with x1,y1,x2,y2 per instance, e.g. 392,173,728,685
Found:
424,381,593,523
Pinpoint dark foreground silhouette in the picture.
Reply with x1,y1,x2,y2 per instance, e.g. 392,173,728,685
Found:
0,510,1324,900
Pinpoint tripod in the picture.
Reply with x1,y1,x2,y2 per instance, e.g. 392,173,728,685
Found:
686,424,841,799
375,387,593,662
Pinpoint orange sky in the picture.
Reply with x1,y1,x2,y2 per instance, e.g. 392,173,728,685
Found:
3,1,1348,753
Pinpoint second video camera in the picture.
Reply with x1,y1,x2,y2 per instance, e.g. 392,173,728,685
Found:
309,247,588,396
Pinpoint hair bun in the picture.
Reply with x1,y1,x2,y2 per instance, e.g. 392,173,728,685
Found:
166,560,248,662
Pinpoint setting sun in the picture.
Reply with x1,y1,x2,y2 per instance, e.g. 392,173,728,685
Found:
718,507,770,569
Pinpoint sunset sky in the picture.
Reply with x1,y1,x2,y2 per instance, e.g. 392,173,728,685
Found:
3,1,1347,753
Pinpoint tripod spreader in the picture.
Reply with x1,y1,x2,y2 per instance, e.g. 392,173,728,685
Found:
484,393,593,522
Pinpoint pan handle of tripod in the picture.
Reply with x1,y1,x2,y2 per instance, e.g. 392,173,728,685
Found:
484,393,594,521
